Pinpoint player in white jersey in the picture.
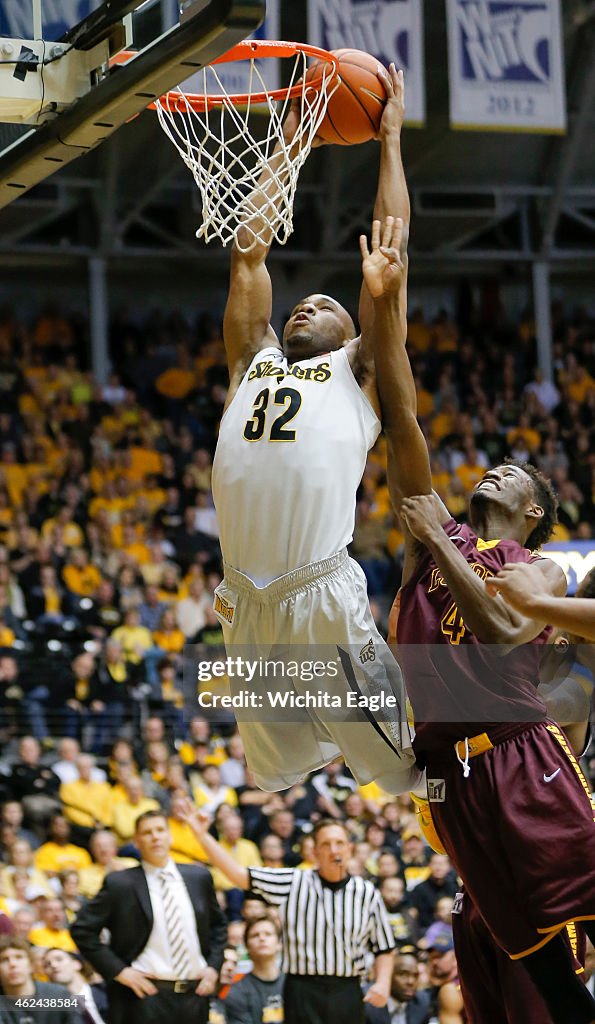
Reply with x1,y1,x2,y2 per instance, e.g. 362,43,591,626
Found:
211,66,421,795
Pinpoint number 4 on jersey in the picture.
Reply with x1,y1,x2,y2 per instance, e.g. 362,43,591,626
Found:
441,602,466,645
243,387,302,442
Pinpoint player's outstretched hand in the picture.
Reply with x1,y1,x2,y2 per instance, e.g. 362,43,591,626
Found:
486,562,545,613
400,494,445,545
360,216,405,299
377,64,405,139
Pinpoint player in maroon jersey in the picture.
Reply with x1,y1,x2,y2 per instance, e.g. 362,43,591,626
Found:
360,216,595,1023
390,589,592,1024
453,622,593,1024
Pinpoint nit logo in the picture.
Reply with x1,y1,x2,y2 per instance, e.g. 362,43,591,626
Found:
456,1,552,84
316,0,412,73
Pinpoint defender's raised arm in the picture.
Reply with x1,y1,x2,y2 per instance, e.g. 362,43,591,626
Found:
360,216,432,506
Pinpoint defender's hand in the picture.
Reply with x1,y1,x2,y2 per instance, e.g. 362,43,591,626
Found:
400,494,446,545
359,217,405,299
486,562,544,613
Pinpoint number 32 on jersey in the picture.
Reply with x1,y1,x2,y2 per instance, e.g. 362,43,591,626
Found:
243,386,302,442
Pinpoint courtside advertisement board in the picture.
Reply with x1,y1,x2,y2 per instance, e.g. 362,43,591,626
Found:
543,541,595,595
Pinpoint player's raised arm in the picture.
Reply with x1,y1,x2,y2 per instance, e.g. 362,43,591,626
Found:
356,66,436,512
356,68,410,365
352,70,407,397
223,105,304,382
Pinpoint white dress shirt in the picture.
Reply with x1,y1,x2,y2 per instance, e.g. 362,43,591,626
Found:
386,997,408,1024
77,982,106,1024
131,859,207,979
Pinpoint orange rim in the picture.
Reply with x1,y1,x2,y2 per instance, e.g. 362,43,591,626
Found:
110,39,339,112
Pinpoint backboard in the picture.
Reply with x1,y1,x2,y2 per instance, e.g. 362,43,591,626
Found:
0,0,266,209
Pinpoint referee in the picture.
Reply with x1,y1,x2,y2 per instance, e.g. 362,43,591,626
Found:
185,805,395,1024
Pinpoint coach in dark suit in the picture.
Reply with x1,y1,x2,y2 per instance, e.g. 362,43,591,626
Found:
71,808,226,1024
365,952,432,1024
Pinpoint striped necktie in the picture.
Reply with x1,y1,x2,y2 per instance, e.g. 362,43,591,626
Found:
158,868,193,979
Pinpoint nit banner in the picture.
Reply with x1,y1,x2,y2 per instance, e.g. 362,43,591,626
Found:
446,0,566,133
308,0,426,127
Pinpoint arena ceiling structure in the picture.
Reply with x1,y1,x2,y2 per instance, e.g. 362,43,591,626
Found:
0,0,594,281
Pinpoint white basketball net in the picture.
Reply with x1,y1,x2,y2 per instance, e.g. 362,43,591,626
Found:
154,50,336,250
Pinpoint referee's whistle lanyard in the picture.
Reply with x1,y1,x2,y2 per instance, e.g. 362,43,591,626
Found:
455,737,471,778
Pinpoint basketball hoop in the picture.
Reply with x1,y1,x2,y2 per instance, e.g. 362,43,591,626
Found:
145,41,339,250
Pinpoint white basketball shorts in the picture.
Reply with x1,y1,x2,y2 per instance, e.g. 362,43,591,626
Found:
213,548,421,794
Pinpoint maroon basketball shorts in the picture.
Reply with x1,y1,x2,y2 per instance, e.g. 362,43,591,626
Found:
426,720,595,958
452,889,585,1023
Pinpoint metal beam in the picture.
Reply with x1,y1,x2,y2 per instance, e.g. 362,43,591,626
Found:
533,261,553,381
563,206,595,234
88,256,110,385
59,0,140,50
118,161,180,234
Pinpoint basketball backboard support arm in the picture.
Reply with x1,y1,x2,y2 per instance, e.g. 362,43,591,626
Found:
58,0,142,50
0,0,265,210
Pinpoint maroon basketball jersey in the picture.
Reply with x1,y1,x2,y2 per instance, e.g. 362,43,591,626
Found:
397,519,552,757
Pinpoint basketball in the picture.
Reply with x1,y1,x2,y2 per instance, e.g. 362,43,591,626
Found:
305,49,388,146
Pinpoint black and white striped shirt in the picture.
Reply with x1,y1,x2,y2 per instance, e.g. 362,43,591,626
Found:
248,867,395,977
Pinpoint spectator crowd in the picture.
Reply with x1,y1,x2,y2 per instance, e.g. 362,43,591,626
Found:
0,296,591,1022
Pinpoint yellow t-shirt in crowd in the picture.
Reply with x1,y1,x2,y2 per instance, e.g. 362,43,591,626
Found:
29,927,77,952
153,629,185,653
168,819,208,865
34,842,92,875
59,780,114,829
0,626,15,647
111,624,153,662
41,518,84,547
155,368,197,400
63,563,102,596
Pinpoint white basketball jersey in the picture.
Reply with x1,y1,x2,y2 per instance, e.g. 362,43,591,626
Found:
212,345,380,587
